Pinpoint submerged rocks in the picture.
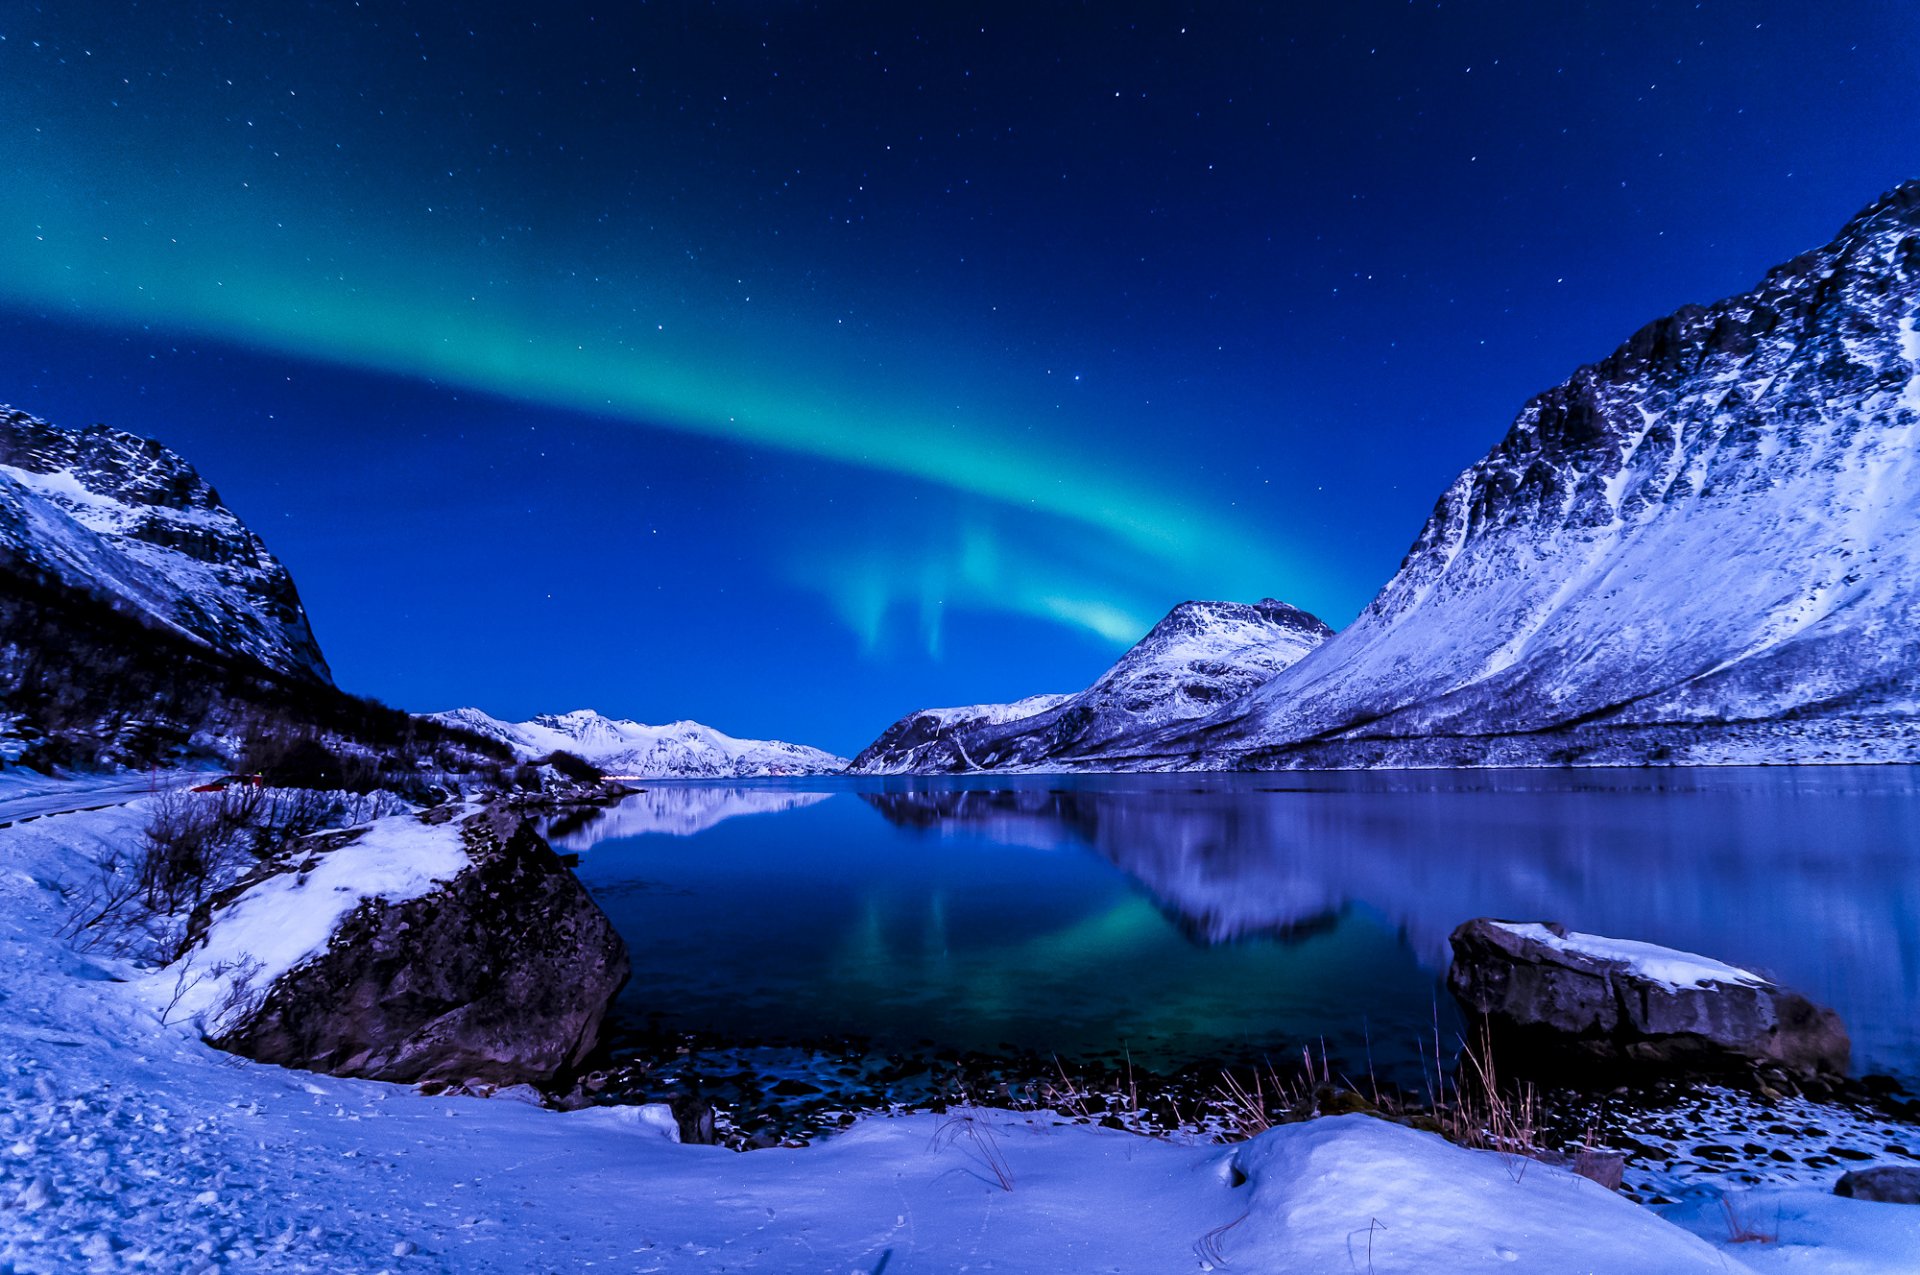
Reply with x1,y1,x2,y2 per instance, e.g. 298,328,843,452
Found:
1447,919,1848,1078
194,802,629,1086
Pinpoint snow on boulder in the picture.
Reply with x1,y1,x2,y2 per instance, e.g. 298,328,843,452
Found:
161,802,629,1086
1448,919,1848,1077
1219,1113,1738,1273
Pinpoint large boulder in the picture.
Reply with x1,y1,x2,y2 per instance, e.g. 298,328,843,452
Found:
177,802,629,1086
1447,919,1847,1078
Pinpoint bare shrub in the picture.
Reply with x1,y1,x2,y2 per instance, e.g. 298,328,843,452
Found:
207,955,267,1030
56,848,146,953
138,788,228,914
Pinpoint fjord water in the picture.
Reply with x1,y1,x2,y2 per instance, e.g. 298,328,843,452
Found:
555,769,1920,1083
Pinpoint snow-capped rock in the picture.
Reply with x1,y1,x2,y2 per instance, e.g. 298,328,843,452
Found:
1449,919,1850,1078
848,599,1330,773
1142,180,1920,768
428,706,847,778
0,406,330,683
173,802,629,1086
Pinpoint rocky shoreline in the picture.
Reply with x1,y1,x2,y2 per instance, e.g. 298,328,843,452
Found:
538,1014,1920,1179
522,918,1920,1217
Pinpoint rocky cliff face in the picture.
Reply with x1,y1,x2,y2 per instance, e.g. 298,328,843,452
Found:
850,599,1330,773
0,406,330,684
1154,181,1920,768
429,706,847,778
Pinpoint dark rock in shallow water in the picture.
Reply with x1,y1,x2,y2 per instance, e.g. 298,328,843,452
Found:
1835,1166,1920,1204
1447,919,1848,1079
210,803,629,1086
670,1092,718,1145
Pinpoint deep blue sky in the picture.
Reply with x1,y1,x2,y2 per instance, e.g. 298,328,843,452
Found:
1,2,1916,753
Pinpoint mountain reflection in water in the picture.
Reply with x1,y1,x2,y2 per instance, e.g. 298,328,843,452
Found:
572,769,1920,1080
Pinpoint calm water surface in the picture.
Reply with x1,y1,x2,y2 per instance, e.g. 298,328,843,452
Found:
550,769,1920,1083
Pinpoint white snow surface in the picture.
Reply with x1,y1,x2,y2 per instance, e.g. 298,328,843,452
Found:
0,792,1913,1272
915,693,1074,729
150,812,472,1037
428,706,847,778
1492,921,1769,990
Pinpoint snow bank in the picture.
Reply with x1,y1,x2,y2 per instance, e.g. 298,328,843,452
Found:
1225,1113,1738,1272
1492,920,1768,990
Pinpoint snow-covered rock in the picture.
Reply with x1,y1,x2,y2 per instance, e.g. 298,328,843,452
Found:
0,405,330,683
165,802,629,1085
849,599,1330,772
428,706,847,778
1149,180,1920,769
1449,919,1850,1077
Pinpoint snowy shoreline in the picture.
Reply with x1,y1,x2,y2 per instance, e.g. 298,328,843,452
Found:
4,789,1919,1272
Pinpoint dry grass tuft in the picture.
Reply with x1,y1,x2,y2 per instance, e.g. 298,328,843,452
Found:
929,1109,1014,1192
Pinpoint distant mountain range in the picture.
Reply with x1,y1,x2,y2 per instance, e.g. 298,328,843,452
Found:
427,707,847,779
849,600,1330,773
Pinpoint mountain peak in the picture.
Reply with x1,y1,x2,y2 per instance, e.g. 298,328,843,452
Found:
849,596,1331,773
0,404,331,684
1163,180,1920,767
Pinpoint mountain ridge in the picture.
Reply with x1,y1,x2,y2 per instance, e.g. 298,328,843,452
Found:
0,406,331,683
428,706,848,779
1118,179,1920,768
849,598,1331,772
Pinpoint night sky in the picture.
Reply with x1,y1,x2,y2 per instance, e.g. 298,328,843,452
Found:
2,3,1916,753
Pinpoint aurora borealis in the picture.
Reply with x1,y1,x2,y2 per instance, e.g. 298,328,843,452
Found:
3,3,1918,750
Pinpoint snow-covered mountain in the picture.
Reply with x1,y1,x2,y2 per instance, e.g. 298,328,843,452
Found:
849,599,1331,772
428,707,848,778
846,693,1072,773
0,406,330,683
1145,180,1920,768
